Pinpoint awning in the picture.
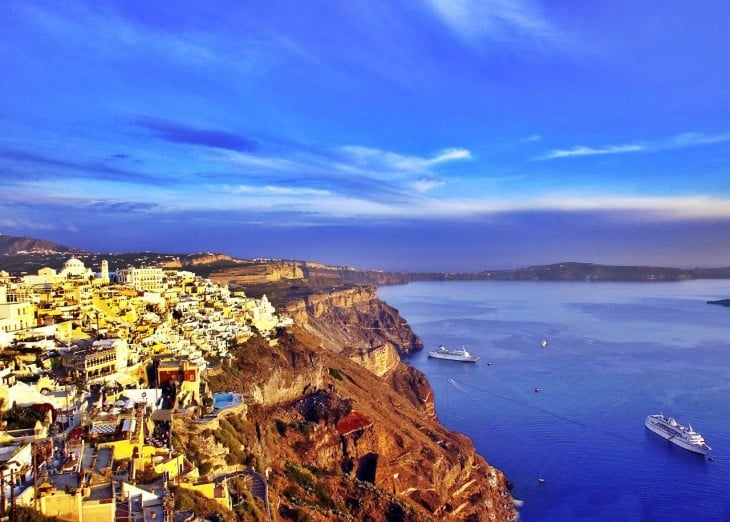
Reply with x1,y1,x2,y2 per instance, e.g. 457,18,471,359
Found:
91,423,117,434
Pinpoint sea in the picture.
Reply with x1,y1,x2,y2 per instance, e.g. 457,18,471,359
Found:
377,280,730,522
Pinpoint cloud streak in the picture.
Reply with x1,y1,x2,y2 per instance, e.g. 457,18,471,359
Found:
426,0,562,45
540,131,730,160
338,146,471,175
540,144,644,159
216,143,472,202
0,147,168,185
133,116,259,153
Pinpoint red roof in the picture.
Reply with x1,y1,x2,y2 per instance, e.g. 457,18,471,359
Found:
336,411,372,436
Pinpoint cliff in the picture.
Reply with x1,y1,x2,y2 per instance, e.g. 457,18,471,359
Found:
170,262,516,520
190,326,516,521
159,252,239,268
281,285,422,359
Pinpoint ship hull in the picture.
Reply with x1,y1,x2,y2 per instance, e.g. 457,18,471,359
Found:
645,416,710,455
428,352,479,362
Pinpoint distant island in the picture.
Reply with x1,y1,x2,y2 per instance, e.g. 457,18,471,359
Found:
707,299,730,307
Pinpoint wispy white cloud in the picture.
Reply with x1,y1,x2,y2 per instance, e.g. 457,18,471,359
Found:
0,219,61,231
219,152,301,172
540,131,730,160
386,193,730,221
161,142,474,209
216,144,471,200
528,193,730,220
668,132,730,148
339,145,471,174
6,172,730,224
427,147,472,164
14,3,265,78
229,185,331,197
262,186,332,196
411,177,446,193
540,144,644,160
426,0,563,45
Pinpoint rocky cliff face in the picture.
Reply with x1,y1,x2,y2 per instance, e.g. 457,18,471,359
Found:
187,268,517,521
160,252,237,268
205,260,305,285
198,327,516,521
204,259,411,288
188,265,516,521
281,285,423,359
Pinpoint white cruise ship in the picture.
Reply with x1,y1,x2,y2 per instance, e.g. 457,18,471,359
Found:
645,413,711,455
428,345,480,362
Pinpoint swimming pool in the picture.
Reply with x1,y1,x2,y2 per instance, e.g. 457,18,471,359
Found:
213,392,242,410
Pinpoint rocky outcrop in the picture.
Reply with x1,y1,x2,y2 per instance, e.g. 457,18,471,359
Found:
281,285,423,359
247,357,327,405
206,260,305,285
305,285,377,318
160,252,237,268
200,328,516,521
349,342,402,378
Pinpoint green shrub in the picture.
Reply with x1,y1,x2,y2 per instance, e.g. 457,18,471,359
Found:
198,460,213,476
286,463,314,490
173,486,236,521
313,482,337,510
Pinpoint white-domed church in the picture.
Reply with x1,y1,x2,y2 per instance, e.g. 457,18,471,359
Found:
59,257,94,279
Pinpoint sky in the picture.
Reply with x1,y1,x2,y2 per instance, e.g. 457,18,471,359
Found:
1,1,730,271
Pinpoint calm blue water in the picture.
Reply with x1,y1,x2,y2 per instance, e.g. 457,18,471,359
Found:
377,280,730,522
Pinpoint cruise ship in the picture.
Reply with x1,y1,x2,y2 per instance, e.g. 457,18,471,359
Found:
428,345,480,362
645,413,711,455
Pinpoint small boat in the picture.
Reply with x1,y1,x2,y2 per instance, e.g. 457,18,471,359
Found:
428,345,480,362
645,413,711,455
540,339,548,348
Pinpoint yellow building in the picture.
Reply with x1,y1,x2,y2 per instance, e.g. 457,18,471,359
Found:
178,478,232,511
117,267,165,292
0,300,35,333
61,339,129,381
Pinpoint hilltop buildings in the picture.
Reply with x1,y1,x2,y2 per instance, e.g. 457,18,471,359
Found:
0,257,288,521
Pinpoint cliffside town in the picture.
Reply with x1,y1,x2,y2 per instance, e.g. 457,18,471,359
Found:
0,253,517,521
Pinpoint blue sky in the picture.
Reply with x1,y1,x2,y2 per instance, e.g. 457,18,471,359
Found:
1,1,730,271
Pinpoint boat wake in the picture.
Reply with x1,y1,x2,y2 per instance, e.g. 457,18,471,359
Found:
449,378,634,444
447,377,469,394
